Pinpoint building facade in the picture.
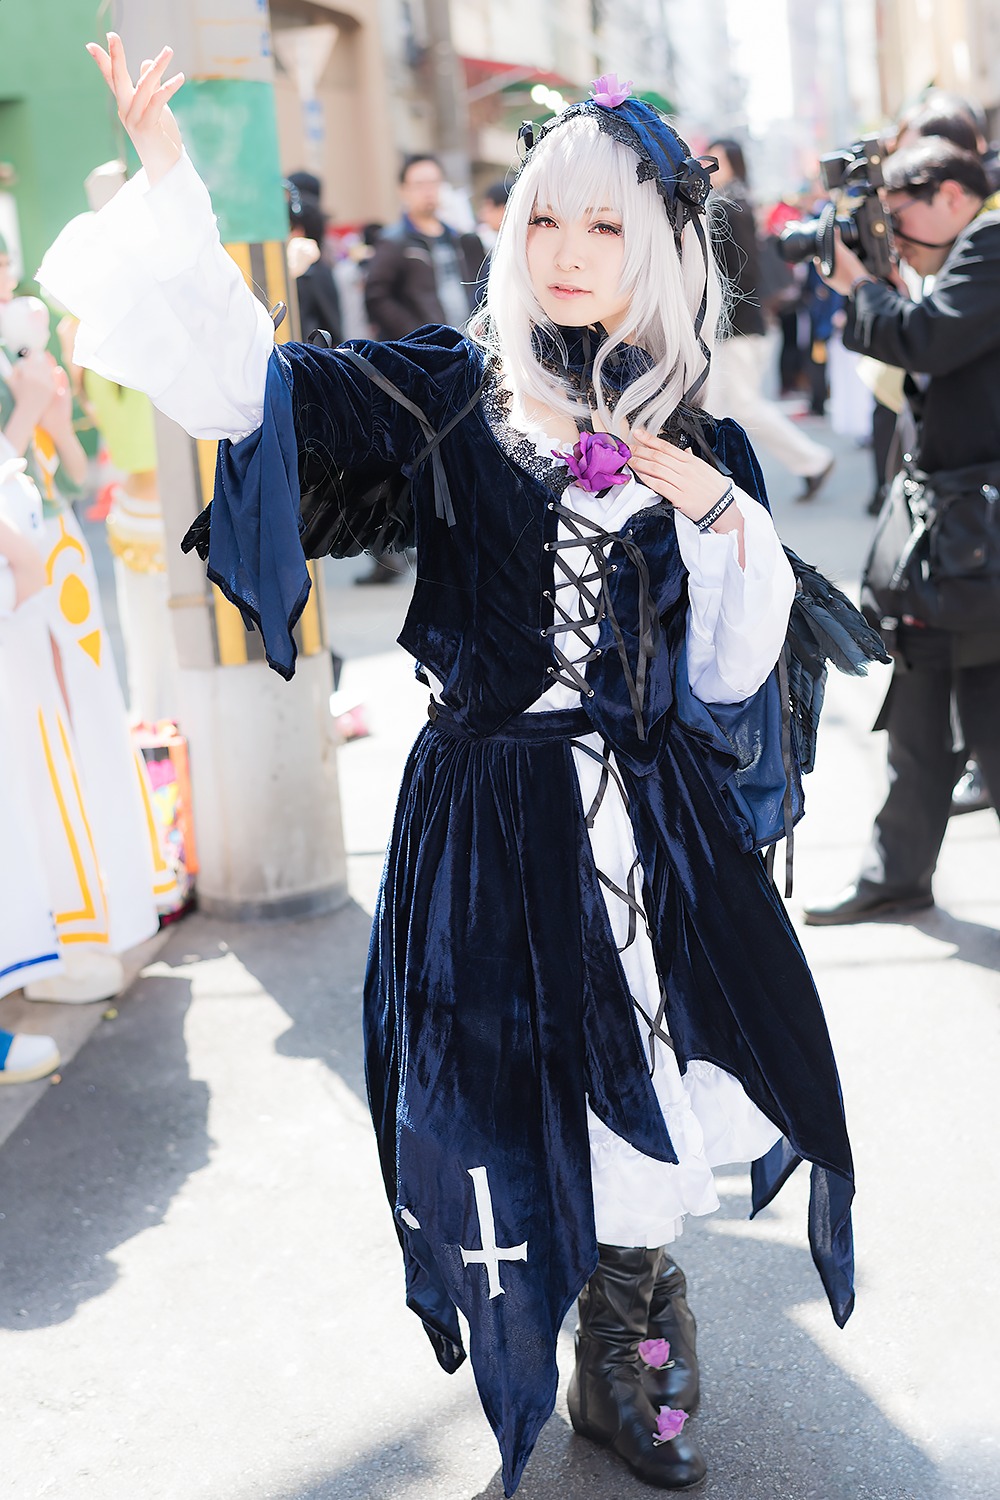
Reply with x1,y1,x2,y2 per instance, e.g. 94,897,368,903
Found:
269,0,401,224
876,0,1000,122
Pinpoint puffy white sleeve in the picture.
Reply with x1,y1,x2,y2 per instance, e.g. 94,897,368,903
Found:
36,152,274,441
675,490,795,704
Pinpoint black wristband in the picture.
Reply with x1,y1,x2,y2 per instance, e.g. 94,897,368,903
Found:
697,483,735,532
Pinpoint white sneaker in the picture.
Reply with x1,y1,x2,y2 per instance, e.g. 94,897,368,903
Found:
24,950,125,1004
0,1031,60,1084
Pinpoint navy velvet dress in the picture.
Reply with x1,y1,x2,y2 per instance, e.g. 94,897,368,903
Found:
202,325,855,1495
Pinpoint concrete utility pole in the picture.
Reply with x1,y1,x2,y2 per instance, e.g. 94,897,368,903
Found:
422,0,472,189
119,0,347,920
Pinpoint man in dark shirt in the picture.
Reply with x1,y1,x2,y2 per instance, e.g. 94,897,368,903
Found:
805,138,1000,923
708,139,834,499
364,155,485,341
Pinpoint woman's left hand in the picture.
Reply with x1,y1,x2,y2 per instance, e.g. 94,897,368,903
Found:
628,426,730,523
629,425,745,566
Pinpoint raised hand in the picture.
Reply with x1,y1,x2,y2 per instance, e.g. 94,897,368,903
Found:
86,33,184,186
287,237,322,280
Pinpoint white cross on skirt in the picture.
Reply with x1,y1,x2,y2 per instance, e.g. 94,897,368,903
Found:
460,1166,528,1299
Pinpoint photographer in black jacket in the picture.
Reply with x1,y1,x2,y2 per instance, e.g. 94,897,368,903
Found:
806,138,1000,924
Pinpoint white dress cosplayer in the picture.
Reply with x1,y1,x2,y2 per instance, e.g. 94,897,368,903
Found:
0,457,62,999
0,435,172,980
39,153,794,1243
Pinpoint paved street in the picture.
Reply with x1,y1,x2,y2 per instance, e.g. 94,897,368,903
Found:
2,413,999,1499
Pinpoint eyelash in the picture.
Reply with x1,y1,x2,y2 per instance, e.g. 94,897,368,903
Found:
528,216,623,236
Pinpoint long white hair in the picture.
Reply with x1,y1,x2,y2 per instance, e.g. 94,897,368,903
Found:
468,113,729,437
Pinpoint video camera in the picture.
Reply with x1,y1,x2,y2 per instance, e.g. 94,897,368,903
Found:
778,136,896,280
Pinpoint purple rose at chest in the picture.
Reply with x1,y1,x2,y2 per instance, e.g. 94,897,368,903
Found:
553,431,632,495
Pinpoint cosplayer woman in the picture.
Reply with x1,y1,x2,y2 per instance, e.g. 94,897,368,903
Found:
1,233,174,996
40,38,874,1494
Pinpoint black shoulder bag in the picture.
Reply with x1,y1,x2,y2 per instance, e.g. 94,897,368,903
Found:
862,458,1000,634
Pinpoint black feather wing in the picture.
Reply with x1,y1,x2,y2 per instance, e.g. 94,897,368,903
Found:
784,548,890,774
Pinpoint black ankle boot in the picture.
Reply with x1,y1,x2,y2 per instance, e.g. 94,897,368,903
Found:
640,1250,700,1413
566,1244,707,1490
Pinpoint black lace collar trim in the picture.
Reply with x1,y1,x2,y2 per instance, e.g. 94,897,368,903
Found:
479,368,575,497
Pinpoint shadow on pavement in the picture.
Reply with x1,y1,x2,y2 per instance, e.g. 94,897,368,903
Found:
181,902,376,1104
0,897,373,1332
908,907,1000,973
0,968,208,1329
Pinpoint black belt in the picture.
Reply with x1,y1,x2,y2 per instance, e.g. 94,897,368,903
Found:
427,700,593,743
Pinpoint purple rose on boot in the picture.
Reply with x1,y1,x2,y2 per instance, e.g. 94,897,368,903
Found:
553,431,632,495
653,1406,689,1444
638,1337,672,1369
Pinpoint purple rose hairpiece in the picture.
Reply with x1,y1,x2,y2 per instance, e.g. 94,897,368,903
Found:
552,431,632,495
590,73,634,109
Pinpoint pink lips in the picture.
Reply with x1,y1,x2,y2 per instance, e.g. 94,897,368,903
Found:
550,284,589,299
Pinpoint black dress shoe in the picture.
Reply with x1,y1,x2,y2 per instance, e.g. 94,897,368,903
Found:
797,456,835,502
803,882,934,926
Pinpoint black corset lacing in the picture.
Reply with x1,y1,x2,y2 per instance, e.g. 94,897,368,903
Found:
541,497,661,743
540,487,674,1066
572,729,676,1067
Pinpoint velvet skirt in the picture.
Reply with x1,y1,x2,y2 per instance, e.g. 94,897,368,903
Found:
362,701,853,1495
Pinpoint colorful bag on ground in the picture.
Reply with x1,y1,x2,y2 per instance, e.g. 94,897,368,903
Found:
132,721,198,922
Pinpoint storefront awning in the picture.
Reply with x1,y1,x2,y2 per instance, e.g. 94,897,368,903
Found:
460,56,581,106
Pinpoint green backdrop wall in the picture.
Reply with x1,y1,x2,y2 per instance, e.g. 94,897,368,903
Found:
0,0,120,287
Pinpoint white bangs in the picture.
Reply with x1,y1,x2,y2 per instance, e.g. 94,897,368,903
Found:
469,113,728,438
521,122,634,231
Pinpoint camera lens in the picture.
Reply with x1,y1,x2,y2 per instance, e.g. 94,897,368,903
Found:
778,223,821,265
838,216,862,252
